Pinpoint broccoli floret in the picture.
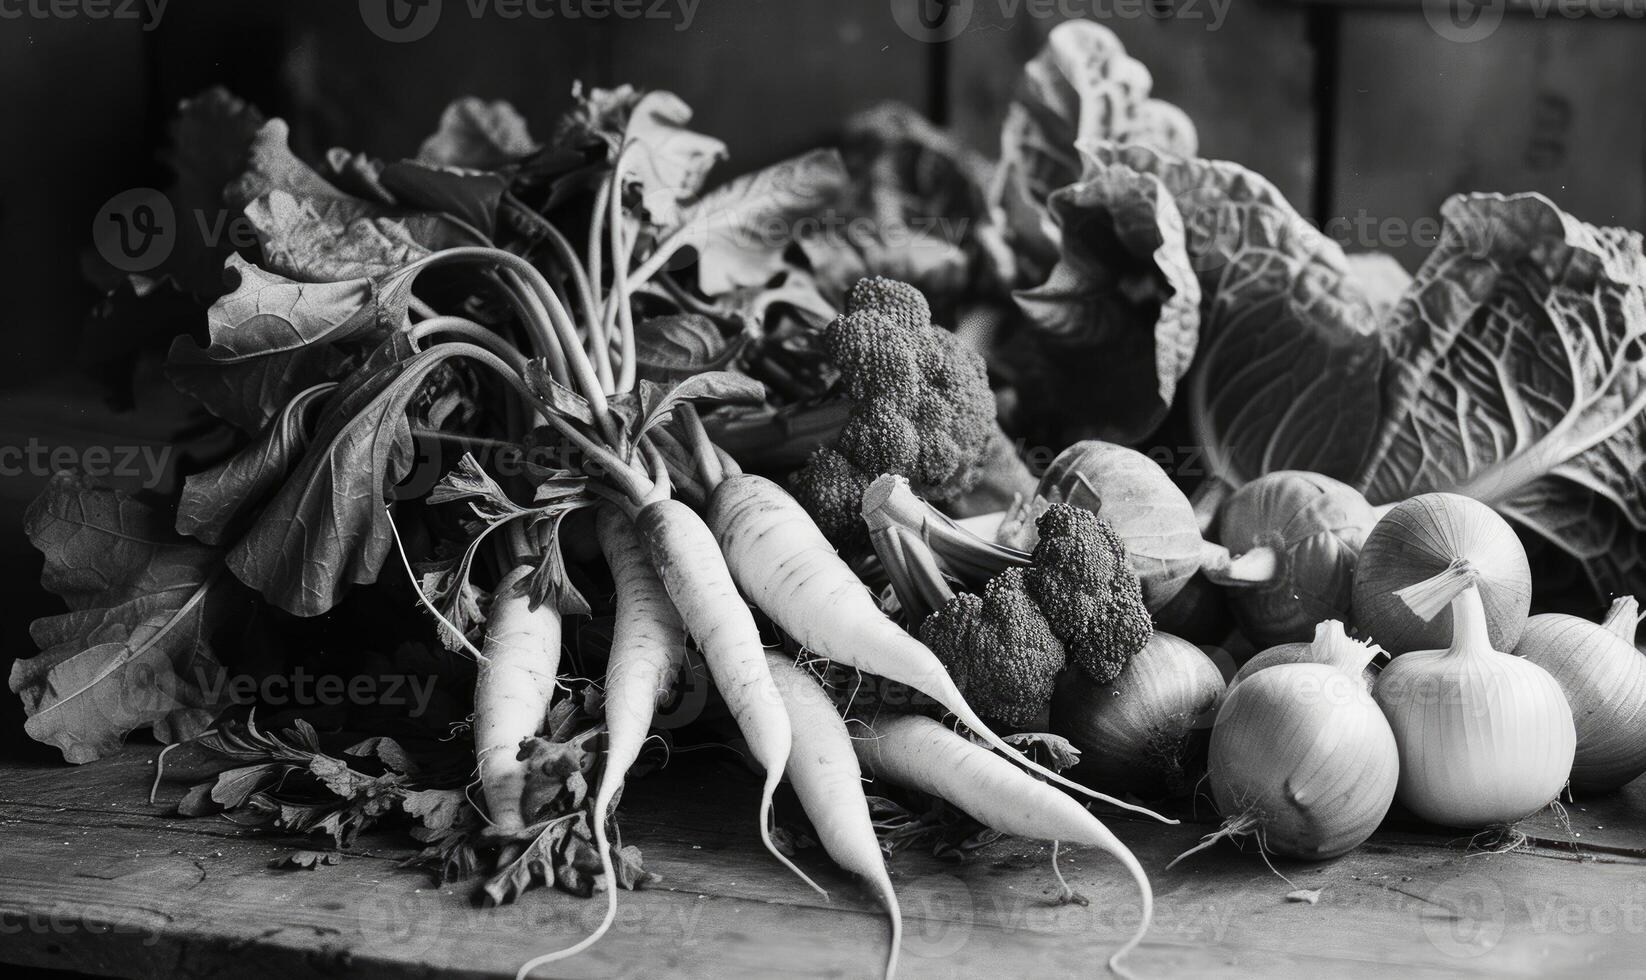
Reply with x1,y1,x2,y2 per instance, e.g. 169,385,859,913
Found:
868,479,1152,714
848,276,930,333
791,447,873,547
1023,503,1152,685
791,277,997,552
920,568,1067,727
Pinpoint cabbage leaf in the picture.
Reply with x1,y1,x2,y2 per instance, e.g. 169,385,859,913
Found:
1357,193,1646,597
1012,161,1200,443
991,20,1198,278
1080,142,1389,485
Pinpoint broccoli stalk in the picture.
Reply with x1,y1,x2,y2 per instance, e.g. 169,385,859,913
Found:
866,475,1154,726
861,473,1029,588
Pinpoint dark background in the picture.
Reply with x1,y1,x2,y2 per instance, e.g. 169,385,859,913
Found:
3,0,1642,759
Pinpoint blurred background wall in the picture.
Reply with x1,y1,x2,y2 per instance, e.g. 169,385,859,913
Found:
1,0,1642,755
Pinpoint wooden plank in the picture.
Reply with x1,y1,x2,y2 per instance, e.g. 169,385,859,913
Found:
1328,9,1646,269
2,749,1644,979
946,3,1320,213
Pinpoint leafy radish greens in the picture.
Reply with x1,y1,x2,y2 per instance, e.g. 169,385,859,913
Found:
13,473,236,763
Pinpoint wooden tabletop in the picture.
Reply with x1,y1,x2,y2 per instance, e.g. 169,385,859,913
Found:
2,748,1643,980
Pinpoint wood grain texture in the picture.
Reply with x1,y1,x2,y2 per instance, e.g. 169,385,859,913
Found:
945,1,1320,212
1,749,1643,979
1328,9,1646,269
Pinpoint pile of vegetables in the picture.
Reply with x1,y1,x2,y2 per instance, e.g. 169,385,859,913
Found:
13,18,1646,979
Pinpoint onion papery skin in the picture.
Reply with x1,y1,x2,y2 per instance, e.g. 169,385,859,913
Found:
1038,441,1204,611
1352,493,1531,654
1231,641,1378,693
1207,662,1398,860
1375,647,1575,828
1051,632,1226,799
1219,472,1377,647
1516,611,1646,792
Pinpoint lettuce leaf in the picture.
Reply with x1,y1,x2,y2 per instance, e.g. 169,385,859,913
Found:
12,473,235,763
1357,193,1646,598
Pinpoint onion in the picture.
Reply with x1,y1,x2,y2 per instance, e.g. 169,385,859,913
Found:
1373,558,1575,828
1515,597,1646,792
1231,620,1384,693
1217,472,1378,646
1049,632,1225,799
1179,660,1398,862
1019,441,1276,611
1351,493,1532,654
